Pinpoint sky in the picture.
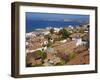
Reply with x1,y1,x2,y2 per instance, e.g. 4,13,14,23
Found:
26,12,89,32
26,12,89,22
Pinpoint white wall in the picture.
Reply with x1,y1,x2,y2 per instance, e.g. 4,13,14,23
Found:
0,0,100,80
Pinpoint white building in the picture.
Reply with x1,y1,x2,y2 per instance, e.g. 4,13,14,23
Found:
68,25,74,29
76,37,87,47
42,31,50,35
60,39,67,43
76,38,83,47
46,27,52,30
26,32,36,38
54,27,62,33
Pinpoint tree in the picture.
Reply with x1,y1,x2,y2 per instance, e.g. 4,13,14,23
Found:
59,28,70,39
50,28,54,34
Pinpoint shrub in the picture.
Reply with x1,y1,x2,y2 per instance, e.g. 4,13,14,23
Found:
68,53,76,60
35,50,47,59
59,28,70,39
56,59,66,65
60,59,66,65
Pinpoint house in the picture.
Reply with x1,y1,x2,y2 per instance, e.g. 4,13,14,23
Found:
54,27,62,33
26,32,36,38
69,34,87,47
46,26,52,30
76,35,88,47
76,36,83,47
42,31,50,35
68,25,74,29
69,33,85,41
60,39,67,43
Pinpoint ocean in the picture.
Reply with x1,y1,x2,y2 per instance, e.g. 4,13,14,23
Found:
26,20,82,33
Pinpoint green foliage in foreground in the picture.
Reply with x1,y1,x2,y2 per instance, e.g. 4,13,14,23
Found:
68,52,76,60
35,50,46,59
55,59,66,66
60,59,66,65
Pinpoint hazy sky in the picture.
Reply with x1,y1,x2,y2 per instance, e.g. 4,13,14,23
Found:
26,12,89,22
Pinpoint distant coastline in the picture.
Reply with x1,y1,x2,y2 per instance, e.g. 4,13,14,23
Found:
26,12,89,33
26,21,86,33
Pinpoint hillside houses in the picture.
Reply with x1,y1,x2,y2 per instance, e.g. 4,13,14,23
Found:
54,27,62,33
69,33,88,47
26,24,89,67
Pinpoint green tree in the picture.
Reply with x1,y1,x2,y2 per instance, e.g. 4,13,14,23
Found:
59,28,70,39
